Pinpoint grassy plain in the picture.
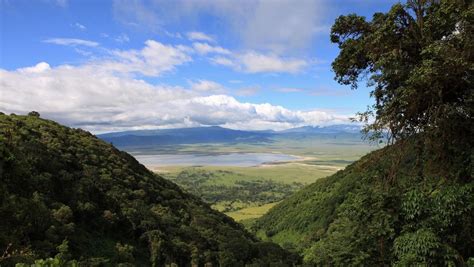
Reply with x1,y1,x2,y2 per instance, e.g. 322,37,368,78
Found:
226,202,279,221
151,136,379,222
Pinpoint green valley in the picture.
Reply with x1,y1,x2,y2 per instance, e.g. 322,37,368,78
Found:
121,131,376,223
1,0,472,266
156,160,362,222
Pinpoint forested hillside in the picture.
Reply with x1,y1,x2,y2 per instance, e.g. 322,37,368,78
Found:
0,113,298,266
254,138,474,265
255,0,473,265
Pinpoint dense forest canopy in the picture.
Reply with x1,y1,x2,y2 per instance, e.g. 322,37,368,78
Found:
254,138,474,265
0,113,299,266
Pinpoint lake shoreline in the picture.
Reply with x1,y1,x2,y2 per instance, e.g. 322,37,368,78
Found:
134,152,302,169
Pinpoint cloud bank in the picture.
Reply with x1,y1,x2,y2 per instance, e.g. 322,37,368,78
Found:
0,60,349,133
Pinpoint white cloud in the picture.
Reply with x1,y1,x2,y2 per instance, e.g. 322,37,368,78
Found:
189,80,225,93
0,62,349,133
47,37,306,77
212,51,309,74
73,22,86,31
43,38,99,47
211,56,235,67
0,64,193,132
17,62,51,73
192,42,230,55
238,52,308,73
99,40,192,76
186,31,215,42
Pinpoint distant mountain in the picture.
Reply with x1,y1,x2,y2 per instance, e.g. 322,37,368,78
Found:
274,124,364,141
280,124,362,134
98,126,272,147
98,124,364,147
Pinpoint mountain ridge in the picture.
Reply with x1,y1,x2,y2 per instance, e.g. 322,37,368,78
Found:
98,124,363,147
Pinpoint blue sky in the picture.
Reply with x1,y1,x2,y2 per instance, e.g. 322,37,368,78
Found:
0,0,398,132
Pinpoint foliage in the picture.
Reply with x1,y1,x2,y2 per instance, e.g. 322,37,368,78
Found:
0,113,299,266
165,168,303,214
254,138,474,265
331,0,473,150
15,239,78,267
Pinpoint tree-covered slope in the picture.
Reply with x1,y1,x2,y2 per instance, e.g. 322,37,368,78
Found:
253,139,473,265
257,1,473,264
0,113,299,266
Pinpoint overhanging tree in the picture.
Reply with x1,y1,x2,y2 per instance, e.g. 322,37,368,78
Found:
331,0,473,152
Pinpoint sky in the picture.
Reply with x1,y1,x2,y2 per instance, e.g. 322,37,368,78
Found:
0,0,398,133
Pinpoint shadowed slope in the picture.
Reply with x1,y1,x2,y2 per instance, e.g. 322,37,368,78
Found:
254,138,473,265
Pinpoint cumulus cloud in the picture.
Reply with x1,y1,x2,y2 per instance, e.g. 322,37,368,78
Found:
186,32,215,42
42,37,308,76
189,80,225,93
212,52,309,74
43,38,99,47
192,42,230,55
0,63,193,132
211,56,235,67
0,62,349,133
17,62,51,73
99,40,192,76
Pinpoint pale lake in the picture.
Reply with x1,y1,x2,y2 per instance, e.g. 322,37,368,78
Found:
131,152,299,167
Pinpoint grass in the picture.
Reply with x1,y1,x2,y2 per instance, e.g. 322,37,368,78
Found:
157,163,343,222
143,136,379,222
225,202,279,221
156,164,331,185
